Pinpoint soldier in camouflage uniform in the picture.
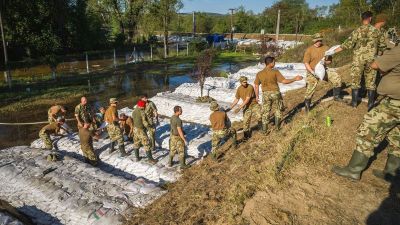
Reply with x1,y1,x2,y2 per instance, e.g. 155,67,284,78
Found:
105,98,128,157
228,76,261,140
39,117,65,150
74,97,94,129
48,105,68,123
141,94,159,151
169,106,188,169
209,101,237,160
119,113,134,142
255,56,303,132
332,45,400,181
79,123,99,166
132,100,157,163
331,11,386,109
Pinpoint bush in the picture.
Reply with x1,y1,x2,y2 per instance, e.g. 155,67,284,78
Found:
189,38,209,53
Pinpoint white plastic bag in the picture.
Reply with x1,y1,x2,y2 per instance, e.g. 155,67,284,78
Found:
315,60,326,80
324,45,341,56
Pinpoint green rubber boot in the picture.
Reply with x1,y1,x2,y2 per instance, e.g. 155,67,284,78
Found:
332,150,369,180
180,156,189,169
261,123,269,135
168,155,174,167
134,148,141,161
146,151,157,164
109,141,116,154
231,135,238,149
118,144,128,157
373,154,400,181
275,117,281,131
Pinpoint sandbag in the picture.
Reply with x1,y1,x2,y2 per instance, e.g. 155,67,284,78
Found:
315,60,326,80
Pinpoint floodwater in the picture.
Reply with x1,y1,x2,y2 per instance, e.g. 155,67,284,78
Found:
0,61,252,149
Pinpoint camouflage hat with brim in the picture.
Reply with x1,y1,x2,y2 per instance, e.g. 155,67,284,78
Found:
210,101,219,111
312,33,323,42
109,98,118,104
239,76,248,82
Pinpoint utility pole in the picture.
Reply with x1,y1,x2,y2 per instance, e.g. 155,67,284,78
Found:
275,9,281,41
229,8,235,42
192,11,196,37
0,9,11,89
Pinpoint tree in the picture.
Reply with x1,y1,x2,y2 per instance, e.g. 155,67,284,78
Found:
195,49,216,97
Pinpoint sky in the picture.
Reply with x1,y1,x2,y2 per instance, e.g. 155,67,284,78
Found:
181,0,339,14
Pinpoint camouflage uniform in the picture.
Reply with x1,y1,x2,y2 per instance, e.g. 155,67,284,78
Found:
304,68,341,99
169,135,185,160
74,103,94,128
243,103,261,132
145,101,158,150
211,128,237,153
78,128,98,166
47,105,64,123
261,91,284,124
39,123,60,149
341,24,386,90
132,108,150,151
107,123,124,147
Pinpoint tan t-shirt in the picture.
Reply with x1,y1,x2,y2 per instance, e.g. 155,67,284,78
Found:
210,111,227,131
255,68,285,92
235,84,257,107
41,122,60,135
376,45,400,100
104,106,118,124
303,45,329,70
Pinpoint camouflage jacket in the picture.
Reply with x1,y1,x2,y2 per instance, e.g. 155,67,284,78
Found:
341,24,386,58
74,104,93,124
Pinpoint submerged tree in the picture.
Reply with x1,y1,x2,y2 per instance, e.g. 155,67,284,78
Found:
195,49,217,98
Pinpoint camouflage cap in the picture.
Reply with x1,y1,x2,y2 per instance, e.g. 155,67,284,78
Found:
210,101,219,111
312,33,323,42
239,76,248,82
375,14,388,23
109,98,118,104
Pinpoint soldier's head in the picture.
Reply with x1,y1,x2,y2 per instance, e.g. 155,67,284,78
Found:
137,100,146,109
119,113,128,120
375,14,388,28
140,94,149,102
174,105,182,116
210,101,219,111
312,33,323,47
239,76,248,87
60,106,68,113
99,107,106,114
109,98,118,106
264,56,275,68
81,97,87,105
56,117,65,125
361,11,373,24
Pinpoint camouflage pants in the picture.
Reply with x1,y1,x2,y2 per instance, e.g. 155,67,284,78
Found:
169,135,185,160
243,103,262,132
107,123,124,147
81,146,98,166
355,97,400,157
351,57,376,90
133,127,150,152
305,69,341,100
147,125,156,151
262,91,283,124
39,131,53,149
211,128,237,153
48,116,56,123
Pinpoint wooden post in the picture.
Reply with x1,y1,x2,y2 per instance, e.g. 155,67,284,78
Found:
186,42,189,56
113,49,116,68
0,10,11,88
150,46,153,61
276,9,281,41
176,43,179,56
85,52,89,74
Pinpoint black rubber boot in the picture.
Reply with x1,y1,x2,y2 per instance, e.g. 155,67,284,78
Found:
134,148,141,161
180,156,189,169
367,90,376,112
109,141,116,154
231,134,238,149
373,154,400,181
333,87,345,102
261,123,269,135
168,155,173,167
118,144,128,157
304,98,311,113
243,131,251,141
351,89,359,108
275,117,281,131
146,151,157,164
332,150,369,180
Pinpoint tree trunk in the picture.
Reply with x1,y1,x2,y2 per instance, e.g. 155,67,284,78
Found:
163,16,168,58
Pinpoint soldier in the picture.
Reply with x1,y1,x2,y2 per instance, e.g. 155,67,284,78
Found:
141,94,159,151
74,96,94,129
255,56,303,132
79,123,99,166
329,11,386,109
169,105,188,169
332,45,400,181
94,106,106,129
227,76,261,140
132,100,157,163
48,105,68,123
209,101,237,160
119,113,134,142
302,33,344,113
105,98,128,157
39,117,65,150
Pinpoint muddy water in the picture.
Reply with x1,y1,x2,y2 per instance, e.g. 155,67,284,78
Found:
0,62,246,149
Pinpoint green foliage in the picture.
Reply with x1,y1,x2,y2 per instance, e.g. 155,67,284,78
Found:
189,38,209,53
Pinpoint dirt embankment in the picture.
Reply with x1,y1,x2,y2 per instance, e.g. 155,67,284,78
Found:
126,66,400,224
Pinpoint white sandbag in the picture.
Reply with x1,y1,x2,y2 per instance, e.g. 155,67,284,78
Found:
315,60,326,80
324,45,341,56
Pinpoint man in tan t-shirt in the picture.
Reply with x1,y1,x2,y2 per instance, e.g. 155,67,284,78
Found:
105,98,128,157
209,101,237,159
48,105,68,123
303,33,343,113
228,76,261,140
255,56,303,133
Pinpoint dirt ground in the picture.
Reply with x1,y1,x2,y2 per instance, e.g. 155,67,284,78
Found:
126,66,400,225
